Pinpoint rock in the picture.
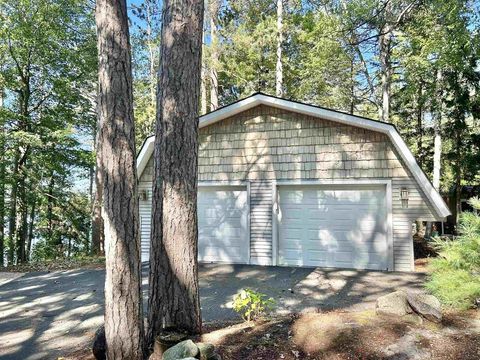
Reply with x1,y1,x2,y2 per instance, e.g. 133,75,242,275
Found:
92,326,106,360
197,342,215,360
407,293,442,323
376,291,413,317
162,339,199,360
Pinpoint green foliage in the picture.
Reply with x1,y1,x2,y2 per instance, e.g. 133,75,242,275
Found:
0,0,97,265
426,197,480,309
232,288,275,321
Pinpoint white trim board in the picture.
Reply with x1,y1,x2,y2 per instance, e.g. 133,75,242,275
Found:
137,93,451,219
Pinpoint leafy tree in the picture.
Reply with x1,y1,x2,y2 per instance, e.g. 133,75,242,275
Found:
0,0,96,264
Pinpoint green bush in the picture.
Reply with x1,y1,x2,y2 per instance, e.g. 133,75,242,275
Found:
426,197,480,309
232,288,275,321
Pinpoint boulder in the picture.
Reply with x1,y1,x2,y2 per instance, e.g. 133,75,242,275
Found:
92,326,106,360
197,343,215,360
162,339,199,360
376,291,413,317
407,293,442,323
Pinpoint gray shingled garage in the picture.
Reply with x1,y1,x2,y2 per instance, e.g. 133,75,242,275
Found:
136,93,450,271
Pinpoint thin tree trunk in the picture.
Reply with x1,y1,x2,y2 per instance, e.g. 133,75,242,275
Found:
209,0,219,109
427,70,443,236
416,82,424,168
16,177,27,263
275,0,283,97
146,0,156,110
379,28,392,123
147,0,204,346
0,89,4,266
7,152,19,265
96,0,145,358
91,128,104,256
47,174,55,245
26,198,35,261
454,125,462,228
349,58,355,114
201,28,208,115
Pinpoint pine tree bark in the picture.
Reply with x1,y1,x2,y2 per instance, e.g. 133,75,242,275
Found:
96,0,145,358
147,0,204,347
276,0,283,97
209,0,219,109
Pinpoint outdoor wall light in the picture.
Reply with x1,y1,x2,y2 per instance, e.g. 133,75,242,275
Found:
401,187,409,208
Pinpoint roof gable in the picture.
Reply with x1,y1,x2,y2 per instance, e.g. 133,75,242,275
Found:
137,93,451,218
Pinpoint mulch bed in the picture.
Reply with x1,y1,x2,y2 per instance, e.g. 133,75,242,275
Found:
63,310,480,360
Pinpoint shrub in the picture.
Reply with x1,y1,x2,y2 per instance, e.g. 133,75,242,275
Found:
232,288,275,321
426,197,480,309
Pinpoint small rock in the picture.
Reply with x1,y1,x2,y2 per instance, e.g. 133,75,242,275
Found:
376,291,413,317
197,342,215,360
92,326,106,360
407,293,442,323
162,339,198,360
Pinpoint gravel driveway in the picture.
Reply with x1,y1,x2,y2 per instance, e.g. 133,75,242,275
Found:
0,264,425,360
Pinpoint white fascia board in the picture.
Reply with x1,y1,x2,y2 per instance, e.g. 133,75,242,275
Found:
137,93,451,218
136,136,154,179
199,96,260,128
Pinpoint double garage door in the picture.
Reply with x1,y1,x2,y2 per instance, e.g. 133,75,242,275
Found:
141,184,389,270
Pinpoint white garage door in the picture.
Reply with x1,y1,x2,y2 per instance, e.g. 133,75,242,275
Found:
198,186,249,264
278,185,388,270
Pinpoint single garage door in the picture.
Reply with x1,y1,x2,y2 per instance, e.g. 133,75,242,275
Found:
198,186,249,264
278,185,388,270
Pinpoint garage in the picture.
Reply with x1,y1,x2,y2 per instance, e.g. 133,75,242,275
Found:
277,184,390,270
197,186,249,264
137,93,450,271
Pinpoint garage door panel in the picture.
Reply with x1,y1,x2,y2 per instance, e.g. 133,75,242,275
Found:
198,186,248,264
278,185,389,270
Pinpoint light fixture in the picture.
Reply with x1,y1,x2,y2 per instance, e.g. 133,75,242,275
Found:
140,189,149,201
401,188,409,208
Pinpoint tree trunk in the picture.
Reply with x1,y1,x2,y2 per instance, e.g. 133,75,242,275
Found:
209,0,219,109
16,177,28,263
91,128,104,256
201,27,208,115
454,125,462,229
427,70,443,236
0,89,4,266
47,174,56,246
379,27,392,123
275,0,283,97
7,151,19,265
26,198,35,261
96,0,145,358
147,0,204,347
416,82,424,168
